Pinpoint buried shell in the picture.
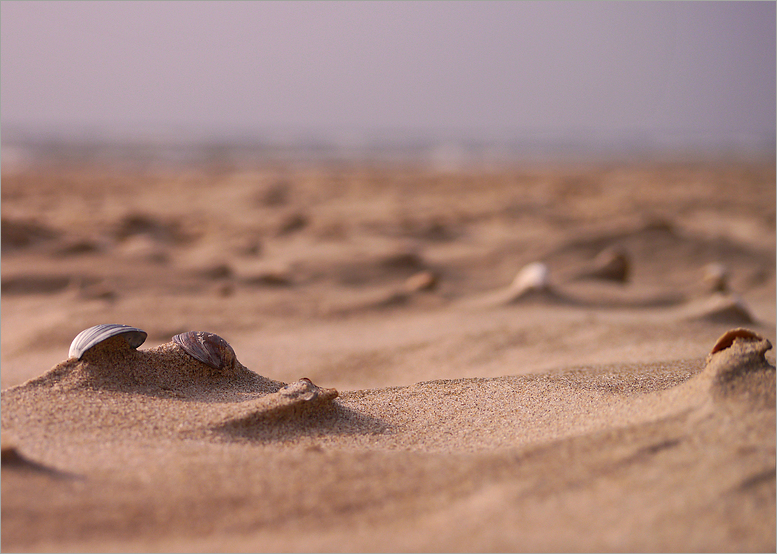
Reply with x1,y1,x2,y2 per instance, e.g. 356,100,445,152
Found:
172,331,237,370
69,324,148,360
710,328,766,354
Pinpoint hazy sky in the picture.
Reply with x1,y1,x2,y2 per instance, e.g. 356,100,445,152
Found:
1,1,774,142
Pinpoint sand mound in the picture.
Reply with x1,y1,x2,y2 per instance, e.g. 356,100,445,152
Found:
20,336,281,399
680,292,757,324
2,329,342,446
703,328,775,406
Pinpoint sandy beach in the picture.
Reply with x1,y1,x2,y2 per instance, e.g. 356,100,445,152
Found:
2,155,775,552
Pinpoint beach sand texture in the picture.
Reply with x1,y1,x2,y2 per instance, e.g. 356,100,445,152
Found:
2,158,775,552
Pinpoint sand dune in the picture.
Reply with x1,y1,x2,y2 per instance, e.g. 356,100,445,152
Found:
2,158,774,552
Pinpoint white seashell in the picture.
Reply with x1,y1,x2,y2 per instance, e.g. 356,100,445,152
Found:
702,262,729,293
69,324,147,360
510,262,550,293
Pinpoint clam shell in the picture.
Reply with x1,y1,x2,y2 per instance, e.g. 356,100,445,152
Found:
69,324,147,360
172,331,237,370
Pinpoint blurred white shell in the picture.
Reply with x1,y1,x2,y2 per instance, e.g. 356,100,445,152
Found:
703,262,729,293
172,331,237,370
69,324,147,360
511,262,550,293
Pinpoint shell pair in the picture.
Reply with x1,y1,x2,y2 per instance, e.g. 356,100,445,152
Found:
69,323,236,370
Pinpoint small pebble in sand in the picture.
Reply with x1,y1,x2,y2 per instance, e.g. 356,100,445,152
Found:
279,377,321,401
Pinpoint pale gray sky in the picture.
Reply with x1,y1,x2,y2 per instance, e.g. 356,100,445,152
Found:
1,1,774,145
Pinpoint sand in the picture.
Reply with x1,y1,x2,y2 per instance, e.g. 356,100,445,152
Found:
1,155,775,552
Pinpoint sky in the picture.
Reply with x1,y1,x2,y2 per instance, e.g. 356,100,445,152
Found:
1,1,775,148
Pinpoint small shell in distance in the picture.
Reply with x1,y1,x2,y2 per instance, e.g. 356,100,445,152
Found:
69,324,148,360
511,262,550,293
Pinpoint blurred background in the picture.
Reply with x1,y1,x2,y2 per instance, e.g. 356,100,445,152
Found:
2,2,775,391
2,1,775,166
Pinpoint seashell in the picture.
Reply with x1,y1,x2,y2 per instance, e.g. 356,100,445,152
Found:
404,270,438,292
710,328,765,354
172,331,237,370
510,262,551,293
69,323,147,360
571,246,630,283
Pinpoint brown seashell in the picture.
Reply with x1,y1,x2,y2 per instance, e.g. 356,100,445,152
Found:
172,331,237,370
405,270,438,292
710,328,766,354
590,246,630,282
574,246,630,283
